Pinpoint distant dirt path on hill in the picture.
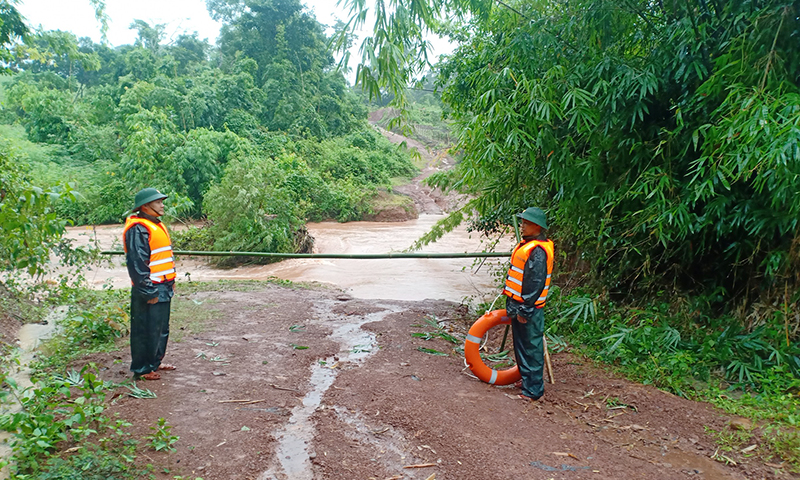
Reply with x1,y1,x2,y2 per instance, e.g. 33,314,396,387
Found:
374,125,464,215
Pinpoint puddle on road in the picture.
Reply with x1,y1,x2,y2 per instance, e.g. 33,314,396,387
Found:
592,426,737,480
0,307,65,480
258,304,399,480
659,450,735,480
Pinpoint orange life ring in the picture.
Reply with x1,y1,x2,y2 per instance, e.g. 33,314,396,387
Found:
464,309,520,385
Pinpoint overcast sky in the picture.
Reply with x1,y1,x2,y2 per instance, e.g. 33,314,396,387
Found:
16,0,352,46
16,0,452,78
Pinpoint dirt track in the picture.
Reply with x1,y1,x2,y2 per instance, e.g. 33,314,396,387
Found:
81,282,785,480
6,123,795,480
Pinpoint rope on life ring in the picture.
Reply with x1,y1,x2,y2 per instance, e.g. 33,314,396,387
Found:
463,309,521,385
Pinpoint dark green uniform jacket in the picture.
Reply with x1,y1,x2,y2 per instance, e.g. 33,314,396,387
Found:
125,212,174,375
505,232,549,399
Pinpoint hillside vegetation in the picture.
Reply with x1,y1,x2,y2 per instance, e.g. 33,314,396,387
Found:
0,0,417,259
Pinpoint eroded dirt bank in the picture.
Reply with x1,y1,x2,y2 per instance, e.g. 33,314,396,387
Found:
76,282,784,480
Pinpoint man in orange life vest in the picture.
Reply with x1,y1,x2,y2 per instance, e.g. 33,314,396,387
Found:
503,207,554,401
122,188,177,381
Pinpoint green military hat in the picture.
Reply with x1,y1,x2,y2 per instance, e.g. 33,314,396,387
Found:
133,188,168,211
517,207,548,230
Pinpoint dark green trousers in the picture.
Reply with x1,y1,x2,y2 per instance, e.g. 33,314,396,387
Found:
130,292,171,376
512,307,544,399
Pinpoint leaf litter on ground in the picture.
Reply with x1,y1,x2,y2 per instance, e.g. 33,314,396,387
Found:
417,347,449,356
411,316,462,344
126,382,157,399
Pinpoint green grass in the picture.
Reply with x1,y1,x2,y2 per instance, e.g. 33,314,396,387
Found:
366,189,416,217
0,75,9,105
546,287,800,473
31,443,152,479
170,296,221,341
0,123,60,165
175,278,315,294
36,288,130,371
704,379,800,470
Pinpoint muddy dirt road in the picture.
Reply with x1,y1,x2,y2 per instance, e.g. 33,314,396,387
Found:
82,281,783,480
8,126,793,480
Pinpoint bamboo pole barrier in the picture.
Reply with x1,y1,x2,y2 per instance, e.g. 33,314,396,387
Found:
100,250,511,259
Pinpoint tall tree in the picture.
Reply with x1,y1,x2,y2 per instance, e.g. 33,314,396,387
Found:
0,0,25,66
0,1,75,277
210,0,365,137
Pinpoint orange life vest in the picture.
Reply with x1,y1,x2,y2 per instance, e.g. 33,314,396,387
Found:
502,239,554,307
122,215,177,284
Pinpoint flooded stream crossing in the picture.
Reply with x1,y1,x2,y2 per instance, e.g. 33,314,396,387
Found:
66,214,506,303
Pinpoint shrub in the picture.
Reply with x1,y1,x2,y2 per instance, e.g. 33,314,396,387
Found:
202,153,304,257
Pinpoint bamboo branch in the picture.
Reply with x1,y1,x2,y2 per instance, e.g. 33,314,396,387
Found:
759,7,786,91
785,281,790,348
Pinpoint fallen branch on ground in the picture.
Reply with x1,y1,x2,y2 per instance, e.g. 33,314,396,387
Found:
270,383,300,393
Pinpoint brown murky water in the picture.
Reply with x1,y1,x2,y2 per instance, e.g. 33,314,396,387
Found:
66,215,507,304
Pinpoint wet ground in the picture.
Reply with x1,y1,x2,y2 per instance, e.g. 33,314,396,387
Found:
4,126,796,479
0,308,63,477
74,282,789,480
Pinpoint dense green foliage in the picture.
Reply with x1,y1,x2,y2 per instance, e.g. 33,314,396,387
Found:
0,0,27,70
177,128,415,254
342,0,799,348
547,288,800,394
0,366,144,478
0,9,78,278
344,0,800,304
0,126,78,277
39,287,130,369
0,0,416,256
546,288,800,469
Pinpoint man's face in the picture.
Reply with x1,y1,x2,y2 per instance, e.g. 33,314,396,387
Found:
521,219,541,237
142,198,165,217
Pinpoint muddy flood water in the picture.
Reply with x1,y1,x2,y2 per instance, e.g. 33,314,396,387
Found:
65,215,507,304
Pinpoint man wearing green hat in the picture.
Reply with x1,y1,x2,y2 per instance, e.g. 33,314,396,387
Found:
502,207,554,401
122,188,177,381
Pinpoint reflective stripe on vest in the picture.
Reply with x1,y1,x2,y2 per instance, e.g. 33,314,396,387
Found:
502,239,554,307
122,216,177,284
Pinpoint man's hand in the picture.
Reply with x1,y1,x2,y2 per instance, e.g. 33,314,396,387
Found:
147,297,159,305
516,315,528,324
